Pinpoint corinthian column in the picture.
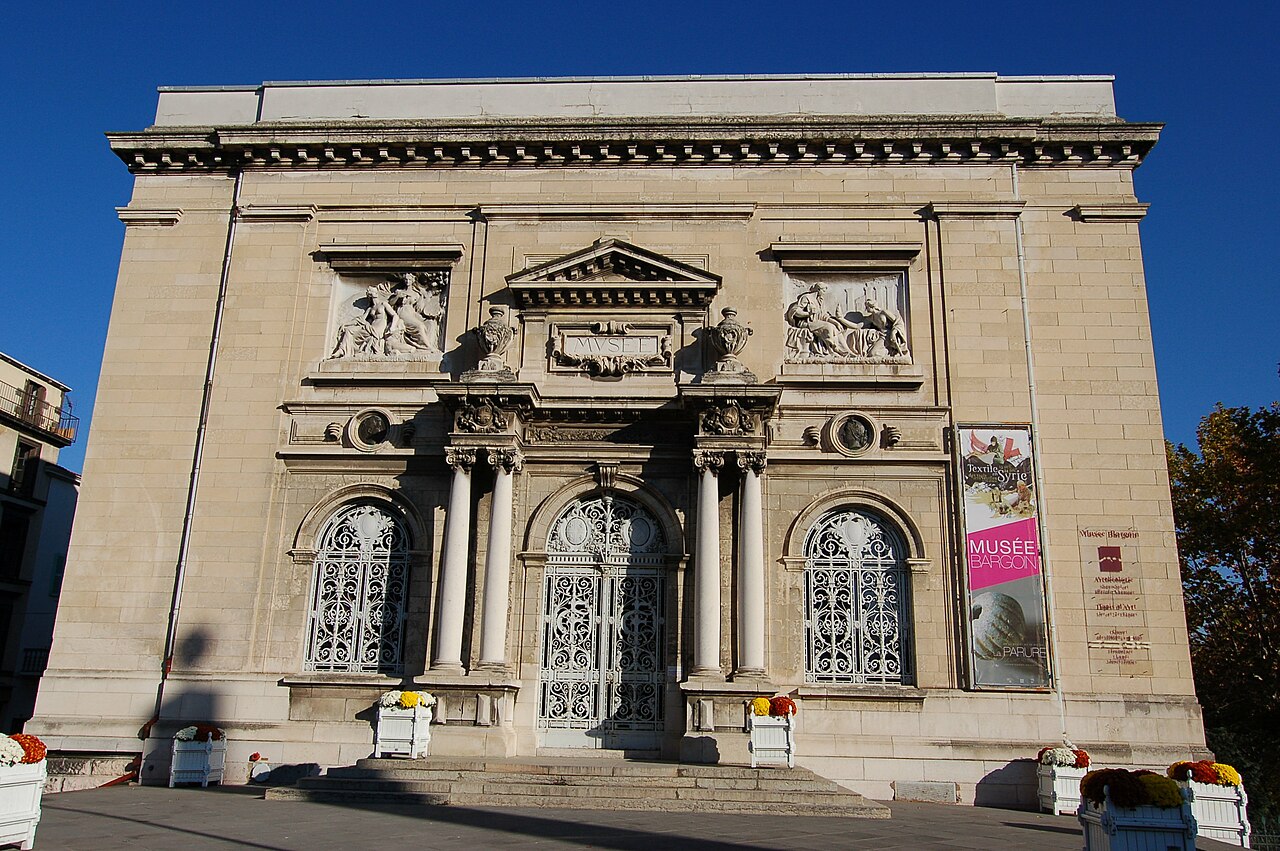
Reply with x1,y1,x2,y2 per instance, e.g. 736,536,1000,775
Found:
735,452,767,678
478,449,523,669
692,450,725,678
432,447,476,673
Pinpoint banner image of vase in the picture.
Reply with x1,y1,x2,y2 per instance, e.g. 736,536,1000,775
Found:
747,696,796,768
1169,760,1251,847
1078,768,1197,851
170,725,227,787
374,690,436,759
0,733,48,850
1035,744,1091,815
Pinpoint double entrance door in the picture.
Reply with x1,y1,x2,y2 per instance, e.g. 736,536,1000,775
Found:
537,495,666,750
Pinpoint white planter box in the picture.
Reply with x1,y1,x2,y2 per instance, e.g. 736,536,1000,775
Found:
375,705,432,758
1183,781,1251,847
1037,763,1087,815
169,737,227,787
748,715,794,769
1078,790,1197,851
0,761,46,850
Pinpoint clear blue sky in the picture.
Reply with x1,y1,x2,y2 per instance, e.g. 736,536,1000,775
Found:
4,2,1275,472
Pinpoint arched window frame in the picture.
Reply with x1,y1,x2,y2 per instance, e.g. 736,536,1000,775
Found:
303,501,411,675
801,506,915,685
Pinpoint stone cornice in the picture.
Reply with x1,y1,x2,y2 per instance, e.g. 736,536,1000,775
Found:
1071,203,1150,222
116,207,183,226
925,201,1027,219
315,242,465,273
237,204,316,223
479,203,756,220
107,117,1161,173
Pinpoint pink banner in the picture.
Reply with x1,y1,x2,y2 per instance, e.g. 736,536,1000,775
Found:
967,518,1041,591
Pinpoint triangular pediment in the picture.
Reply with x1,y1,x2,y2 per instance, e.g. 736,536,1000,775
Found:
507,239,721,308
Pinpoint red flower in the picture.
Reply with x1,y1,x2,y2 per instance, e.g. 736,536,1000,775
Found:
769,696,797,717
193,723,224,741
1073,749,1090,769
9,734,46,764
1167,760,1217,784
1190,760,1218,784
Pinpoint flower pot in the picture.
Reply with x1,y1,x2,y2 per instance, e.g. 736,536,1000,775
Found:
169,736,227,787
1182,781,1250,847
375,704,432,758
0,762,46,850
1037,763,1087,815
1078,789,1197,851
748,715,794,769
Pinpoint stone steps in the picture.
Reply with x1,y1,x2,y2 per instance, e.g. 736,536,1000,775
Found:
265,757,890,818
44,754,139,794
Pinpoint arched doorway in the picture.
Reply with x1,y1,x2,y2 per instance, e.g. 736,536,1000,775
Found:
537,493,667,750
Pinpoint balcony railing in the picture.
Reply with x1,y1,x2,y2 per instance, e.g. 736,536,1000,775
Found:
0,379,77,445
20,648,49,676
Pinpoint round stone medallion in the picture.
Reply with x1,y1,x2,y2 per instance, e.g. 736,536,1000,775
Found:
834,414,876,454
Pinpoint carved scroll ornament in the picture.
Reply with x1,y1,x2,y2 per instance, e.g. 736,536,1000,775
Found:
700,400,758,436
455,399,510,434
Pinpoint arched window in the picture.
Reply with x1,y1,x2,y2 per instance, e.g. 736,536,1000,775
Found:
803,508,912,684
304,503,409,674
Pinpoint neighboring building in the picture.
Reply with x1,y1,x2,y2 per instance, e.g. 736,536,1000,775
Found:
0,351,79,731
33,74,1207,804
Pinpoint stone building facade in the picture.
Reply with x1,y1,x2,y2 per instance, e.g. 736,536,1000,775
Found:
0,352,79,731
33,74,1208,804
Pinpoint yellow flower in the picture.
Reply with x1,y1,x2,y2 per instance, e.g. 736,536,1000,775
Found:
400,691,421,708
1139,774,1184,809
1213,763,1242,787
750,697,771,716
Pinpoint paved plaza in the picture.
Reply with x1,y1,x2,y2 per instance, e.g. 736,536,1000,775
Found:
30,785,1239,850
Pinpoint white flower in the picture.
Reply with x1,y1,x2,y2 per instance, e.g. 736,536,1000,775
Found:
378,690,403,708
174,726,199,742
417,692,437,707
1040,746,1079,767
0,736,26,767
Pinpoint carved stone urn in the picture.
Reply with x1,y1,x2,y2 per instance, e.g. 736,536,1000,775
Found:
704,307,757,383
468,306,517,380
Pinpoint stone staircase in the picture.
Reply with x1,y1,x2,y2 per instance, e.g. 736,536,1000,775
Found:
45,754,139,793
266,757,890,818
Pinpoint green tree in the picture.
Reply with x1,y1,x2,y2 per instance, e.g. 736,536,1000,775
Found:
1167,403,1280,826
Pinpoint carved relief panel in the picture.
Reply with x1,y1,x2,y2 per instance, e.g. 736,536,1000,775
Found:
782,272,911,365
327,271,449,362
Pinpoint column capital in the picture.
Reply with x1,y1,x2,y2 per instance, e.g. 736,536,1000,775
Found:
692,449,725,473
737,451,767,474
445,447,477,471
487,448,525,473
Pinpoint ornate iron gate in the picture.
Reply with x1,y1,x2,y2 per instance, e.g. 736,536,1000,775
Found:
538,495,665,749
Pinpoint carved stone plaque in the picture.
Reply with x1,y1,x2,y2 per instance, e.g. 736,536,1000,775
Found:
782,272,911,365
550,321,673,377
